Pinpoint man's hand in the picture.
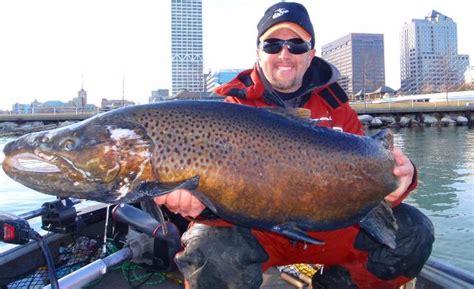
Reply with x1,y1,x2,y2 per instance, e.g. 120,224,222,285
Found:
154,189,206,218
385,147,415,205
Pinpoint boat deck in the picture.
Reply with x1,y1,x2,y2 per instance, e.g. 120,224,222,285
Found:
2,204,473,289
85,266,294,289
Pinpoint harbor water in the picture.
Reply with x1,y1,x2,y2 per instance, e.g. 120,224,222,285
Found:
0,127,473,272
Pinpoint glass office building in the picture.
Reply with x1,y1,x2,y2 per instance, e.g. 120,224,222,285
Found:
400,11,470,94
321,33,385,99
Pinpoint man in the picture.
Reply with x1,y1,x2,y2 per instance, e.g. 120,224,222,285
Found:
155,2,434,288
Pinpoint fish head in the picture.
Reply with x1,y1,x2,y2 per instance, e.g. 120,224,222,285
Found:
2,115,154,203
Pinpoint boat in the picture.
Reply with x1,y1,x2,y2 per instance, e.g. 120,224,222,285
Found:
1,198,473,289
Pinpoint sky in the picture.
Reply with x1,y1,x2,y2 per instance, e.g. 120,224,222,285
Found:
0,0,472,111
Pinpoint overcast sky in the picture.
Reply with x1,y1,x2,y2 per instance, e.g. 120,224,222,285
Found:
0,0,472,110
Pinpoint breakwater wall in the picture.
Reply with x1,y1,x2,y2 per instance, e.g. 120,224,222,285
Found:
0,102,472,136
358,112,472,129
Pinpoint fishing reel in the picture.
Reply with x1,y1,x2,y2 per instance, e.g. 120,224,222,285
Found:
41,198,83,234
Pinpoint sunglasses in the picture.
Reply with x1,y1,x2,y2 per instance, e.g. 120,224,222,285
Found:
260,38,312,55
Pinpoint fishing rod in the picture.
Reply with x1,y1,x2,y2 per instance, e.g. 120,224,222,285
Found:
18,198,81,220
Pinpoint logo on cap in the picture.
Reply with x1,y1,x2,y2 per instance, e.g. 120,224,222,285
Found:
272,8,289,19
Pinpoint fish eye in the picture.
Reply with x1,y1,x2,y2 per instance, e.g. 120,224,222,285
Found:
42,136,51,143
62,140,75,151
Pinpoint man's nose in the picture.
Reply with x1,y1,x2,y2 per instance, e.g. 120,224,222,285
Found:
278,45,291,58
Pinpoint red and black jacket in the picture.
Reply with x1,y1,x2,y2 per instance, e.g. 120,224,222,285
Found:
213,56,417,206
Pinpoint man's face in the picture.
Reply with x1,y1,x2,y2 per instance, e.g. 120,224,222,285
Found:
257,28,315,93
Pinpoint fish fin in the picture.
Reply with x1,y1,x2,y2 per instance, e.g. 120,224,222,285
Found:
370,129,394,151
264,107,312,119
135,176,220,215
135,175,201,198
271,223,325,245
359,201,398,249
264,108,316,125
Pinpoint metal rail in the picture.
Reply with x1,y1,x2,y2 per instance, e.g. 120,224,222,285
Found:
42,247,133,289
422,257,474,286
351,100,473,114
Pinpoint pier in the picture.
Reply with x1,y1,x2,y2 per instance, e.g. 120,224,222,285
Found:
0,112,98,122
351,100,473,115
1,101,472,123
0,101,472,134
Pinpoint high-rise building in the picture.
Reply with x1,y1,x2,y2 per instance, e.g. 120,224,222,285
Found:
400,11,470,95
321,33,385,99
171,0,204,95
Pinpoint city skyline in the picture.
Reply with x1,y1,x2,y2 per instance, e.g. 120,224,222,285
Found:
0,0,473,110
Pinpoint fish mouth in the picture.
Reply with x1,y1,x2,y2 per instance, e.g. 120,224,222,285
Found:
3,152,61,173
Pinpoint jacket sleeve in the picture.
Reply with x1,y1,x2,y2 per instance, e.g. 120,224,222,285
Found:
334,103,365,136
314,82,364,136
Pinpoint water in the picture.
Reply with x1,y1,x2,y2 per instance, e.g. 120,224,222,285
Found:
385,126,474,272
0,127,473,272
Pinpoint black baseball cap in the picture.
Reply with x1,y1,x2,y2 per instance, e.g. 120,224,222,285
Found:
257,2,315,48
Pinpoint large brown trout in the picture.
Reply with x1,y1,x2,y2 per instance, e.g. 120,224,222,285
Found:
2,101,399,247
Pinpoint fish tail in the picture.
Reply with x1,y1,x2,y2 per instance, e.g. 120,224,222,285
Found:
371,129,393,151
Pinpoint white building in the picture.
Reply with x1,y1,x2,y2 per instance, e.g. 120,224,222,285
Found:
400,11,470,95
171,0,204,95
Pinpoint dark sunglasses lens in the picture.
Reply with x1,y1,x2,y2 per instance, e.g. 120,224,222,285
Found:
262,40,284,54
262,39,310,55
287,39,311,54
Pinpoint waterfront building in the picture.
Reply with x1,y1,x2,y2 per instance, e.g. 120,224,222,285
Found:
365,86,396,100
400,11,470,95
149,89,170,103
171,0,204,95
11,94,97,114
12,103,32,114
171,89,212,100
71,88,87,108
206,69,245,91
321,33,385,100
101,98,135,110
